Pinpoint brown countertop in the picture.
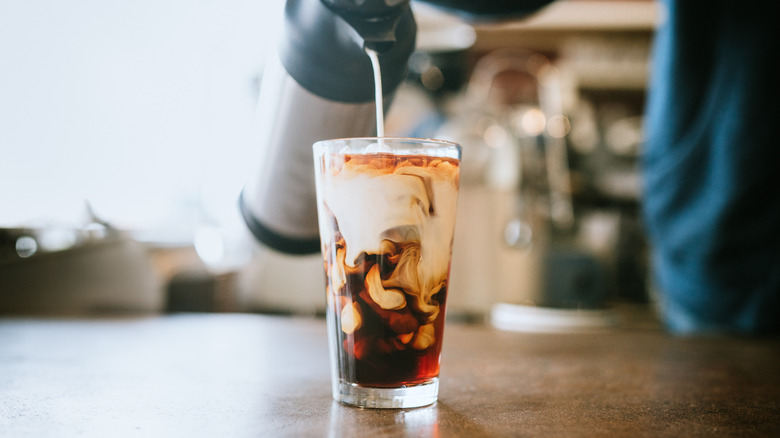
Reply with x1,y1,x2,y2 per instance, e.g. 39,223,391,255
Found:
1,313,778,437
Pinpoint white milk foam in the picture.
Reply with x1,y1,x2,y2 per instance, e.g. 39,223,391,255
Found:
322,158,459,301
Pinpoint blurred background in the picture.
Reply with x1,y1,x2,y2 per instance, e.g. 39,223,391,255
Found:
0,0,659,327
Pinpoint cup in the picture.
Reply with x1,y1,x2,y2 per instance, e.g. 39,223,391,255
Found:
313,137,461,408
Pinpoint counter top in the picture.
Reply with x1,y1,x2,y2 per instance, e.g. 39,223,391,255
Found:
1,313,778,437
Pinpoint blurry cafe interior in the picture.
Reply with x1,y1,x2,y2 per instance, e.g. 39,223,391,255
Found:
3,1,780,436
1,0,657,326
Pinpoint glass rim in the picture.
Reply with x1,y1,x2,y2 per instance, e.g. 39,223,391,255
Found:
313,137,461,157
314,136,459,145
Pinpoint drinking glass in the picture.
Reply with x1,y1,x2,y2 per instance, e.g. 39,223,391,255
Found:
313,137,461,408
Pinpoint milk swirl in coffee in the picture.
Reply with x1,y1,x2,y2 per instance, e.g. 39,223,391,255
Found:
318,150,460,385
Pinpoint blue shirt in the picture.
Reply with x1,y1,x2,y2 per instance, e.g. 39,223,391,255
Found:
642,0,780,334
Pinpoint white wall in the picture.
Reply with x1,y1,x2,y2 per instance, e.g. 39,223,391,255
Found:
0,0,284,239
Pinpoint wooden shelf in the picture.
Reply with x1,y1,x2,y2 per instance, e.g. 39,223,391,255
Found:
471,0,659,52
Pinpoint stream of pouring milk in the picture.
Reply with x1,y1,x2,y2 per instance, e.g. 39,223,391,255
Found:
365,48,385,139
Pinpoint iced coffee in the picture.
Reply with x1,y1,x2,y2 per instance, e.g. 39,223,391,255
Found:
313,137,461,408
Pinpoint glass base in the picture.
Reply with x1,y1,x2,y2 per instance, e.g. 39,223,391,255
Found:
333,378,439,409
